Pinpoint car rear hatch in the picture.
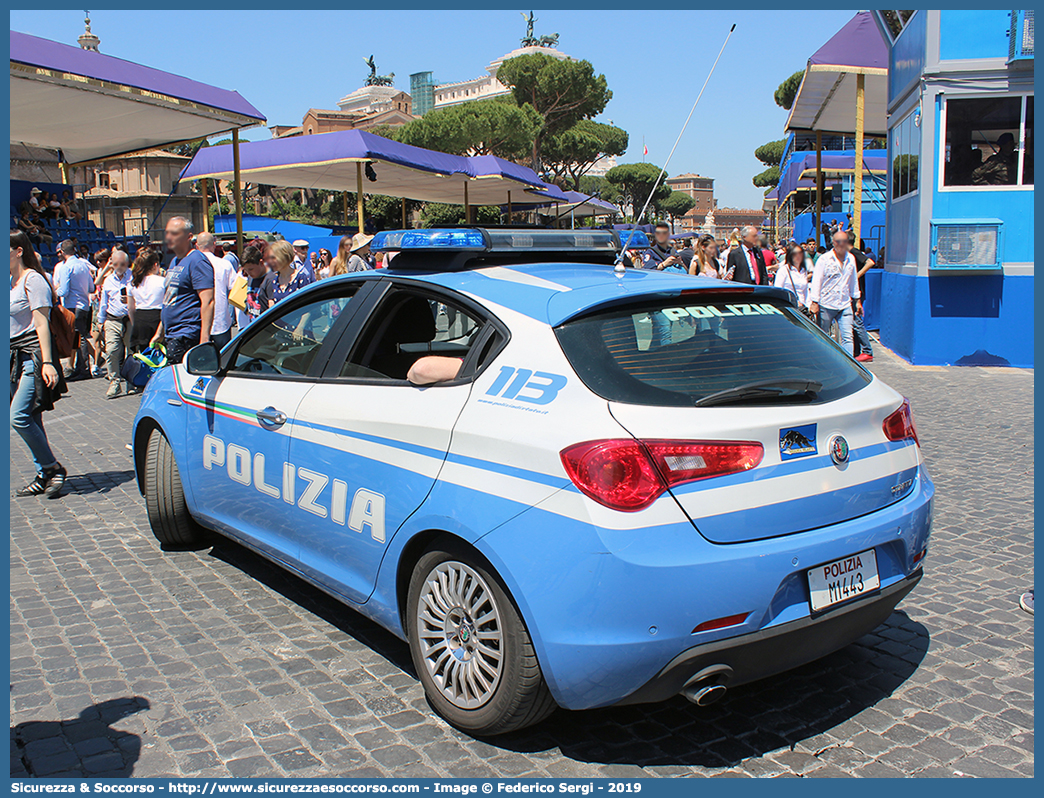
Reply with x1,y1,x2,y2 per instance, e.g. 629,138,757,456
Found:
554,290,921,544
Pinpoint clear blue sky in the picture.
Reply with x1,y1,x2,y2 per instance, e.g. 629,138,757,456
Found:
11,7,857,209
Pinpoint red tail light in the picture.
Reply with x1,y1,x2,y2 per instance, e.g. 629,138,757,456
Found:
883,399,919,446
560,439,764,512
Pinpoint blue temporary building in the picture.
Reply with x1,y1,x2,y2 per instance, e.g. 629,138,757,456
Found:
872,10,1034,366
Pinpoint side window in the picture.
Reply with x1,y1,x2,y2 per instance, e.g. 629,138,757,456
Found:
229,288,357,377
942,96,1028,187
340,289,485,380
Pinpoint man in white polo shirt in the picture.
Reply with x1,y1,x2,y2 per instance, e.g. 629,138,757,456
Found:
810,230,862,356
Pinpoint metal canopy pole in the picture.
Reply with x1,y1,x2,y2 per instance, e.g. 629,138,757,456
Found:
356,162,364,233
201,178,210,233
232,129,243,256
507,191,512,223
463,181,471,224
343,192,348,226
815,130,823,247
853,73,865,245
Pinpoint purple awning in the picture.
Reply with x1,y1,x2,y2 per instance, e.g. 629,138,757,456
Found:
503,189,621,215
808,11,889,72
10,31,265,163
180,129,553,206
785,12,889,137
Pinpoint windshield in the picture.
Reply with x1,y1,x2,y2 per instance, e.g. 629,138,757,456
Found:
555,297,871,407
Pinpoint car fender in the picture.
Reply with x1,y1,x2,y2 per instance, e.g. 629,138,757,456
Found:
131,366,196,507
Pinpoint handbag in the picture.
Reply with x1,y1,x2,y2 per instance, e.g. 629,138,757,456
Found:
228,274,249,311
49,304,79,359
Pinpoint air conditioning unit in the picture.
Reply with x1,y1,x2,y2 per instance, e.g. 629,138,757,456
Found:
930,219,1003,270
1008,10,1034,65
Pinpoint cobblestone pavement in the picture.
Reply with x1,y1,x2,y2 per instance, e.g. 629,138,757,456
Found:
10,340,1034,778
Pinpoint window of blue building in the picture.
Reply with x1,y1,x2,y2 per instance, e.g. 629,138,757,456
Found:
941,94,1033,187
891,109,920,200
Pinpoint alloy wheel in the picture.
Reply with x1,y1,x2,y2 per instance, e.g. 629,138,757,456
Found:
416,560,504,709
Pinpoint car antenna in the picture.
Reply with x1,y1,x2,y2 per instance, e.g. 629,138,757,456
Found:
616,23,736,272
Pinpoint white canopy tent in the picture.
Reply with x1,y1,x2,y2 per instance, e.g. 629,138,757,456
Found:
10,30,266,247
784,12,888,242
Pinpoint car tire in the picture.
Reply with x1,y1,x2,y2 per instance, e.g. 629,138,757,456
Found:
143,428,207,547
407,539,556,735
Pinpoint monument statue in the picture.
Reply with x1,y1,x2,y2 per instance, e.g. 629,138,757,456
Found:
363,55,395,87
519,11,558,48
520,11,537,46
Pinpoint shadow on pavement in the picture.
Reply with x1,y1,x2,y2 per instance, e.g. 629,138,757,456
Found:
206,534,931,768
207,538,417,678
494,612,930,768
64,470,136,495
10,697,150,778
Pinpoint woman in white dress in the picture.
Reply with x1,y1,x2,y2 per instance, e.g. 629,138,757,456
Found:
773,244,811,312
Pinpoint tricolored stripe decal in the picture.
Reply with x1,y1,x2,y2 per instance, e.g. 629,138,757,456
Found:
172,368,261,427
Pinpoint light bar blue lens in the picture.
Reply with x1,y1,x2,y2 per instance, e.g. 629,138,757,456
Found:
371,229,486,251
618,230,650,248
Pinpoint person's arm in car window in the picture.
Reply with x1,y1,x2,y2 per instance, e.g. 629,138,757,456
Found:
293,312,312,342
407,356,463,386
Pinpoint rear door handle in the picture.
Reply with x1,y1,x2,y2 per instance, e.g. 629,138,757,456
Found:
256,406,288,430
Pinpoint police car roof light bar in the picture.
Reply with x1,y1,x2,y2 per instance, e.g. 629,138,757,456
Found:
619,23,736,260
371,228,650,255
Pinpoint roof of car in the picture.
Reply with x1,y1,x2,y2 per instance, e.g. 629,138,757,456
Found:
380,262,793,326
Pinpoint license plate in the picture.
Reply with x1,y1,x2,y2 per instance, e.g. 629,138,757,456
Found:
807,549,880,612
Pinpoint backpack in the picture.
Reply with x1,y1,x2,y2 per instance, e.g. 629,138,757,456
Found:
121,345,167,389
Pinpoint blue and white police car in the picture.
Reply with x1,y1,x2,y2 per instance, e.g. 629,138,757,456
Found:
132,228,933,736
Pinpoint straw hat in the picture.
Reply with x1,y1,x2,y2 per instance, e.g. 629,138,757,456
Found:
351,233,374,252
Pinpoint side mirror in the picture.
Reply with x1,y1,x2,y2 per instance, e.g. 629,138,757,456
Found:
185,342,222,376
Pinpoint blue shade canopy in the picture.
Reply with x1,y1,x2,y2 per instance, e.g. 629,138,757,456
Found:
777,152,887,202
503,189,621,217
180,129,554,206
10,31,265,164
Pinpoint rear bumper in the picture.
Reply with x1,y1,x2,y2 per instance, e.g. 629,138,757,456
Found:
617,569,921,706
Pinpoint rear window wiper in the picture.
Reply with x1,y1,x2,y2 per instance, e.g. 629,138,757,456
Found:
695,379,823,407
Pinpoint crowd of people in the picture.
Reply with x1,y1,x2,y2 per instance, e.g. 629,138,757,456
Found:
15,187,85,249
628,221,878,362
9,218,385,499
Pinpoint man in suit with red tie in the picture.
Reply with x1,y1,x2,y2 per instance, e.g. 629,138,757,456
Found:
726,225,769,285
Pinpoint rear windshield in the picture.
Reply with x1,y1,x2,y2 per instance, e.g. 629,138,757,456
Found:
555,297,871,407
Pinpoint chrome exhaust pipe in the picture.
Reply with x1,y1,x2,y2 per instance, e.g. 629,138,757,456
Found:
682,682,728,706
